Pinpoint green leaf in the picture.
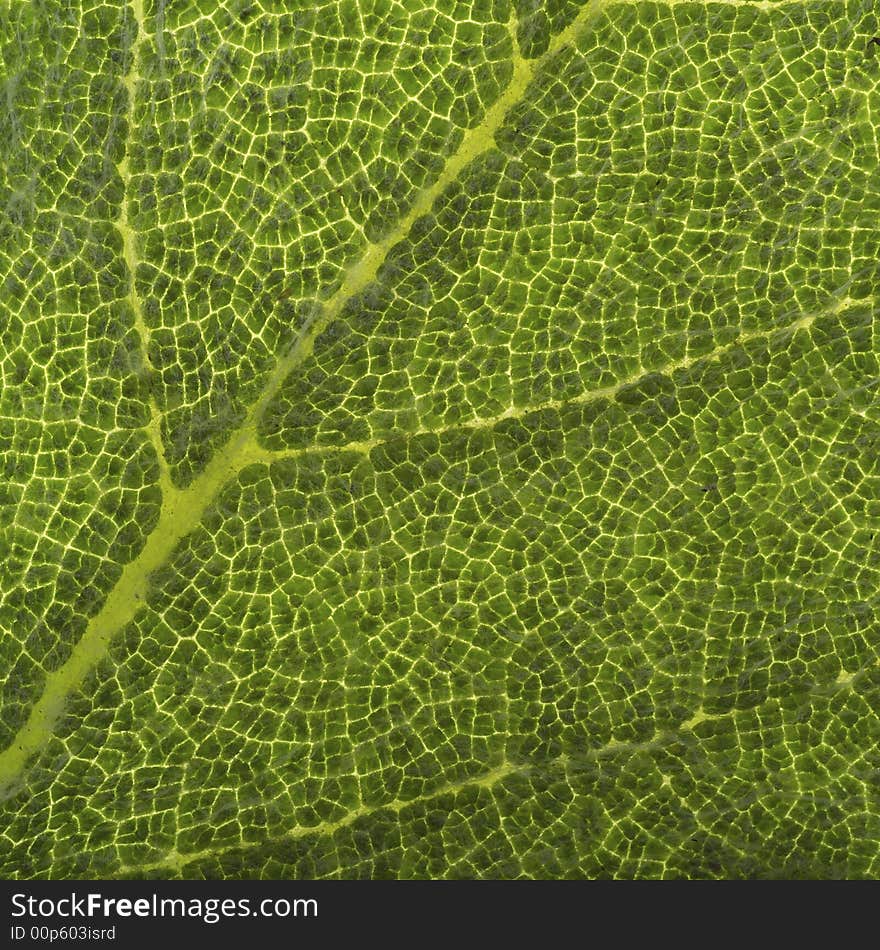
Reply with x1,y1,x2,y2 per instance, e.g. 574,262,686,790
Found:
1,0,879,879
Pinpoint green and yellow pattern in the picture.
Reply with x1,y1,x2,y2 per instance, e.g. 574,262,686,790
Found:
0,0,878,878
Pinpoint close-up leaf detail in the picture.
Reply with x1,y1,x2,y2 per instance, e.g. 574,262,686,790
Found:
0,0,879,879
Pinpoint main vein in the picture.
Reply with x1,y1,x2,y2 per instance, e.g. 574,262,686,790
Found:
0,0,612,796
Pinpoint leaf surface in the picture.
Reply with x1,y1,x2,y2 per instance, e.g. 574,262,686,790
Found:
1,0,879,878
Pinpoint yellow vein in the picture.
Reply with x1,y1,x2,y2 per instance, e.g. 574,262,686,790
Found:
115,0,175,503
116,724,666,877
0,0,612,794
112,645,880,876
507,4,523,63
254,296,855,466
117,762,518,876
244,0,614,430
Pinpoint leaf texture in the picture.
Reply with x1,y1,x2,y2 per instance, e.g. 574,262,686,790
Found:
1,0,879,878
